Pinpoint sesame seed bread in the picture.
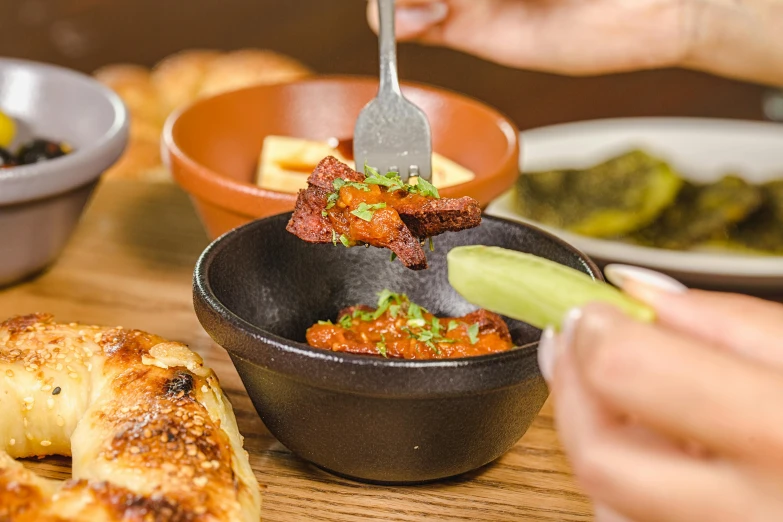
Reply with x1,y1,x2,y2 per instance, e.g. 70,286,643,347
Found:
0,314,261,522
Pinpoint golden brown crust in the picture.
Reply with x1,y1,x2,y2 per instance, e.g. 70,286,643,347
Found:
0,314,261,522
94,48,313,183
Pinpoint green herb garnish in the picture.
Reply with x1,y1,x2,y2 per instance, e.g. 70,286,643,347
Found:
339,234,351,247
430,317,441,336
376,334,388,358
390,252,397,262
332,230,338,246
317,320,333,326
364,163,380,178
411,176,440,199
447,320,459,332
338,314,353,329
350,201,386,222
467,323,480,345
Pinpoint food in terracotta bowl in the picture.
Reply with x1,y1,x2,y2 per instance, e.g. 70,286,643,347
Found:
0,58,128,288
163,76,519,239
193,208,601,483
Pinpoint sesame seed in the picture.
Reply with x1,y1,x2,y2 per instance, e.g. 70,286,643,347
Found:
193,476,208,488
55,363,62,371
86,363,92,371
25,432,33,440
8,439,14,446
120,407,130,413
47,398,54,409
23,397,34,404
56,415,65,427
5,370,13,378
41,384,52,392
23,418,28,427
40,440,51,447
130,446,140,454
52,387,61,395
68,372,78,379
66,365,74,372
200,461,213,469
201,385,208,393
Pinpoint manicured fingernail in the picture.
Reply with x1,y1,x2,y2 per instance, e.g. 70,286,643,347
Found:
560,307,583,352
396,2,449,31
604,264,687,294
537,325,557,383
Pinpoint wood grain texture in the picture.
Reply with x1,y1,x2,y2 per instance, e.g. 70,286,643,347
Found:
0,179,593,521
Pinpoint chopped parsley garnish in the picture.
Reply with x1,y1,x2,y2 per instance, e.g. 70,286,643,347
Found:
376,334,388,358
412,176,440,199
467,323,480,345
350,201,386,222
338,314,353,329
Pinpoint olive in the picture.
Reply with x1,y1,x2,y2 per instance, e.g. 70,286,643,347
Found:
17,139,70,165
0,147,17,169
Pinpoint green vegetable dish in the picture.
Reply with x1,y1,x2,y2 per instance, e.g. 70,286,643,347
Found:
514,150,783,255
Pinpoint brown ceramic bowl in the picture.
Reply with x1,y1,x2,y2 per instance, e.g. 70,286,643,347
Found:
163,76,519,239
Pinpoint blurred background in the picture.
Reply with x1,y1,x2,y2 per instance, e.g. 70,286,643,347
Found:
0,0,770,130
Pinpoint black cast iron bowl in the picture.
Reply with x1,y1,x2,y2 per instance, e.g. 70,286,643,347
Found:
193,212,602,484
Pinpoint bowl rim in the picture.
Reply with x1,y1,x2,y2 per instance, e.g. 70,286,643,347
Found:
0,57,129,205
163,74,520,217
193,212,602,394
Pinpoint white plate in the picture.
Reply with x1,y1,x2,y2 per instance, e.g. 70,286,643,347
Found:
485,118,783,292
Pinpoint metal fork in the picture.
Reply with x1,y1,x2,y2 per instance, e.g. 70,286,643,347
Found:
353,0,433,182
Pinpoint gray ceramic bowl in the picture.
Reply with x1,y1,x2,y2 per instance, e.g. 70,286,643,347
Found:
0,58,128,287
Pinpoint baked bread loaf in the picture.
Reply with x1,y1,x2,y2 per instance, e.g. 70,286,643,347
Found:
94,48,313,181
0,313,261,521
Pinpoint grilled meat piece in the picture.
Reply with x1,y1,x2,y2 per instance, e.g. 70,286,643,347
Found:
396,197,481,238
286,156,482,270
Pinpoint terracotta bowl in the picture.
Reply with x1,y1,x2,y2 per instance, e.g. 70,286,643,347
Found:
163,76,519,239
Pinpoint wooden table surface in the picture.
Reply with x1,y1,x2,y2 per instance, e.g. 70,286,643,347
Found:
1,178,592,521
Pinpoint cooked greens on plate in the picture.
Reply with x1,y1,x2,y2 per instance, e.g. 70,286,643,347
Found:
513,150,783,255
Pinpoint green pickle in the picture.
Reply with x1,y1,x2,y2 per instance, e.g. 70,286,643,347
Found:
447,246,654,331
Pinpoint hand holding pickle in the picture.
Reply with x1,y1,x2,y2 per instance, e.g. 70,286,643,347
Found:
449,247,783,521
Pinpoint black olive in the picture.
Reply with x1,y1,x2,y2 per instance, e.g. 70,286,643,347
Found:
0,147,17,169
17,139,69,165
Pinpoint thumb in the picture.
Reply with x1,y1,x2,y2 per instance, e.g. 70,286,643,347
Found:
604,264,783,369
366,0,449,40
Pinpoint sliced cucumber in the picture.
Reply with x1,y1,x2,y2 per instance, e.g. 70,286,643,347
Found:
447,246,654,331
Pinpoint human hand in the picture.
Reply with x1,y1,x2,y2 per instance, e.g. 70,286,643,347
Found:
367,0,783,87
367,0,692,76
539,265,783,521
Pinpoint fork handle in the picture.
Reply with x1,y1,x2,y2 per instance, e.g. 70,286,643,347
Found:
377,0,402,96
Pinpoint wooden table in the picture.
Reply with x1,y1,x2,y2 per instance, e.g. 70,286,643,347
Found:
0,179,592,521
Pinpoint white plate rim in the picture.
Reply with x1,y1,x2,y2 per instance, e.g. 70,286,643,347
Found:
485,117,783,279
